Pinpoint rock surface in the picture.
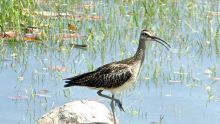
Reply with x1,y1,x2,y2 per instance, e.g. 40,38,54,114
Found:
37,100,115,124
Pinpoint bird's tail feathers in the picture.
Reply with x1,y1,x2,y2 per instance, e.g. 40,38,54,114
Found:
63,77,74,87
63,71,94,87
64,82,73,87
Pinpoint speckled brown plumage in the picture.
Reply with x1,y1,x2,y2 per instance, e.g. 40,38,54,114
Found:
64,29,170,115
64,30,170,92
64,63,133,88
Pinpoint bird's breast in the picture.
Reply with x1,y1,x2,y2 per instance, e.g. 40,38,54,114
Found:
131,60,142,80
110,61,142,93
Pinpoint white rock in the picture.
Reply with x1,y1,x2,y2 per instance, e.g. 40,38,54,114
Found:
37,100,116,124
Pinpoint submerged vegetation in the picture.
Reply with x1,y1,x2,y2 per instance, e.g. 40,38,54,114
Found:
0,0,220,124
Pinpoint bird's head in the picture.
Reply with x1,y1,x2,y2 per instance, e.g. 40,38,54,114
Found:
140,29,170,50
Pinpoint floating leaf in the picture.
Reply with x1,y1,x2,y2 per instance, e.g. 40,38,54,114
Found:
73,14,103,21
69,43,88,49
211,77,220,81
88,15,103,21
23,32,44,42
49,66,68,72
23,9,102,21
39,89,49,93
34,10,73,18
23,33,38,41
168,80,181,83
207,11,220,17
0,31,16,39
8,95,28,100
174,72,187,75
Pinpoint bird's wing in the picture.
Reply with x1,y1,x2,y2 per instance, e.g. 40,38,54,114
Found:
64,63,132,88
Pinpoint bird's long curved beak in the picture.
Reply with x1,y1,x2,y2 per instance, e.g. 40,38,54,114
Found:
151,36,170,50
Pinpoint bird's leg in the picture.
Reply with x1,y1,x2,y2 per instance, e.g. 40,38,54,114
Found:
111,95,117,124
97,90,125,111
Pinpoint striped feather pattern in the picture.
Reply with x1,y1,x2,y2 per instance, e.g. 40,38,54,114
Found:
64,63,132,89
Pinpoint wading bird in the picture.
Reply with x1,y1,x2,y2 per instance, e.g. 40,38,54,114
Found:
64,29,170,123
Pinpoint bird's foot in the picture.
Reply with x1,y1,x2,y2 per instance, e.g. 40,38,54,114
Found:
114,99,124,112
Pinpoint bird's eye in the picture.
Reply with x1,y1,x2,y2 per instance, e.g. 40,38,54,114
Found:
143,33,148,36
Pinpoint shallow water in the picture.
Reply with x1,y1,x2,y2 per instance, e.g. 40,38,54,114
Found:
0,0,220,124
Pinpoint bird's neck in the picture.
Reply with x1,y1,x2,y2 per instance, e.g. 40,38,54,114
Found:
134,39,146,66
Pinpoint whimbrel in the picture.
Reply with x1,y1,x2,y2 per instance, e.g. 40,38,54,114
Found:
64,29,170,123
